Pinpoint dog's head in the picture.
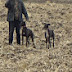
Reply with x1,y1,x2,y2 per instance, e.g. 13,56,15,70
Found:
21,21,26,27
43,23,50,29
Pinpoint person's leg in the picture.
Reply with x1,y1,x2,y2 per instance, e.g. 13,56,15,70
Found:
9,21,14,44
15,20,21,44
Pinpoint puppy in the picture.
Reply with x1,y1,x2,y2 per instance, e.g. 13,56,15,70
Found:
43,23,54,49
21,22,35,48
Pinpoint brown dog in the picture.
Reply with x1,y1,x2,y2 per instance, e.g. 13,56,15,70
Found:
21,22,35,48
43,24,54,49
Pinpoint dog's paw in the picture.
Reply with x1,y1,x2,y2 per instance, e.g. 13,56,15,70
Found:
33,45,36,48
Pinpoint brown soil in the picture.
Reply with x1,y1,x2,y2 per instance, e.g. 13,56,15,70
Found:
0,0,72,72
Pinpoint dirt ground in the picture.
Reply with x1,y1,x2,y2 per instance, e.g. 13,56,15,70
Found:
0,0,72,72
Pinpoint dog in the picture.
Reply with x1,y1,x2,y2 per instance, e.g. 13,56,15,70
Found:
43,23,54,49
21,22,35,48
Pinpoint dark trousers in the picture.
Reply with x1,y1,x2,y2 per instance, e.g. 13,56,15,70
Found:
9,20,21,44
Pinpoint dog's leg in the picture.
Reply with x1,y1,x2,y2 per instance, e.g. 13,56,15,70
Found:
48,42,49,49
26,36,29,47
53,35,54,48
46,38,48,48
47,38,49,49
49,37,51,48
27,38,30,44
31,35,36,48
26,37,28,47
22,35,24,45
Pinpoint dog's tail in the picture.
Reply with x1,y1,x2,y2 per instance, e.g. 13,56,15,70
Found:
53,30,55,48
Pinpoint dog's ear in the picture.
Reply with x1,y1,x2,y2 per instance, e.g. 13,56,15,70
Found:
47,24,50,26
21,21,26,26
45,24,50,28
43,24,48,29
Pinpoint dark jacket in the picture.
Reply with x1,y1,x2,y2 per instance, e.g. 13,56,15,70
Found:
5,0,29,21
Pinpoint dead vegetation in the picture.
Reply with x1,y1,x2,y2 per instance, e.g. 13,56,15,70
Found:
0,0,72,72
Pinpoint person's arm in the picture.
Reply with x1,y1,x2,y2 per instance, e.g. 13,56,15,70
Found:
5,0,11,9
22,2,29,21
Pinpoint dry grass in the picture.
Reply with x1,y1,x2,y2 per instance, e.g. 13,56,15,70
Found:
0,0,72,72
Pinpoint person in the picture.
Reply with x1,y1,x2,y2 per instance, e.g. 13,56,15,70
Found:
5,0,29,45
